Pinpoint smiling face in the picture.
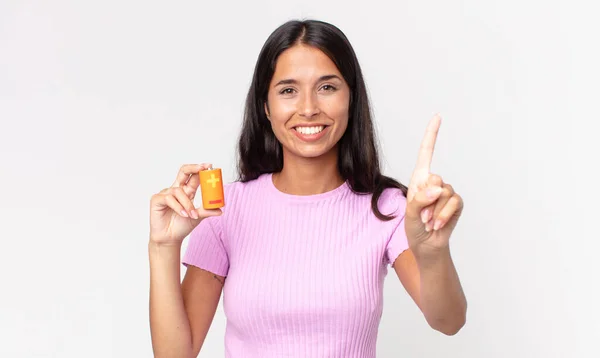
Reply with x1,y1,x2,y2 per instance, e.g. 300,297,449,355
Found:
265,44,351,160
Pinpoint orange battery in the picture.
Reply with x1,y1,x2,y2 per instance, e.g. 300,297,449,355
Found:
199,167,225,209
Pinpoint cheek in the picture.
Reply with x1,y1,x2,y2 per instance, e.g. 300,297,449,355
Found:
268,100,295,123
266,105,292,139
324,97,350,126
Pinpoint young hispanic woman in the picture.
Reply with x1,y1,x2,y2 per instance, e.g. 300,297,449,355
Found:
148,19,467,358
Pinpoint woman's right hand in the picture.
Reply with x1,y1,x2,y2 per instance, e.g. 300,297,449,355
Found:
149,163,223,246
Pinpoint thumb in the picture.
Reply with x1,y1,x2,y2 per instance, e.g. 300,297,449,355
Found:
194,207,223,221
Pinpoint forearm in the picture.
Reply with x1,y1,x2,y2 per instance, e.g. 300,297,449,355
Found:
414,246,467,335
148,242,193,358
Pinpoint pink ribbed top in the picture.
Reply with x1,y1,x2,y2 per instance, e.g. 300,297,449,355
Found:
183,173,409,357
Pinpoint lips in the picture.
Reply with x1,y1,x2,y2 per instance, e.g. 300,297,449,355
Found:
291,125,330,142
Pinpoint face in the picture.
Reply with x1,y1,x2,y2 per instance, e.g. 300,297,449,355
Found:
265,44,350,160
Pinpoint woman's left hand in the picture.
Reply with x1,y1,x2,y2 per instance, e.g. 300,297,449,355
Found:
404,114,464,254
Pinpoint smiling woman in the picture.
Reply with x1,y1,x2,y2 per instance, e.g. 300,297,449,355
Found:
148,19,467,358
265,45,350,167
236,20,405,209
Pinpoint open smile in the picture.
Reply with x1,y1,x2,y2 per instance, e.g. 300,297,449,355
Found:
291,125,330,142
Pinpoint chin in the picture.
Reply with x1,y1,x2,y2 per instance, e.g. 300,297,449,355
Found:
288,144,338,160
297,150,328,159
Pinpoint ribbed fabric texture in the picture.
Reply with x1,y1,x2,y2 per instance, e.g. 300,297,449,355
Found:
182,173,409,358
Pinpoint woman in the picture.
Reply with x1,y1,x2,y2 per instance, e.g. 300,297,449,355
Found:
149,19,467,358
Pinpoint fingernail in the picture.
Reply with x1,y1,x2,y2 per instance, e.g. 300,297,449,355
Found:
433,219,442,230
425,220,433,232
421,209,429,224
190,210,199,219
426,187,442,199
180,210,189,218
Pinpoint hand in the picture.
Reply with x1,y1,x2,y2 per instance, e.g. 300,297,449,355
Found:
149,163,223,246
404,115,464,253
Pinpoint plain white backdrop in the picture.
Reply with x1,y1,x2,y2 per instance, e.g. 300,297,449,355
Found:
1,0,598,357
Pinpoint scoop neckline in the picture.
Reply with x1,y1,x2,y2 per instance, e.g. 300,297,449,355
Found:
263,172,350,202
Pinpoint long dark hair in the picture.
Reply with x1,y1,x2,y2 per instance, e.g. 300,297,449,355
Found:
236,19,408,221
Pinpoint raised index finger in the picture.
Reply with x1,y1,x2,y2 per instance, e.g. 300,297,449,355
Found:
414,114,441,173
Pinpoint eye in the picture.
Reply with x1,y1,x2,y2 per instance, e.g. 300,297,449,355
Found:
321,84,337,92
279,88,296,95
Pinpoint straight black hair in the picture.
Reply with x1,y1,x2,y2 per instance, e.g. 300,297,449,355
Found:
236,19,408,221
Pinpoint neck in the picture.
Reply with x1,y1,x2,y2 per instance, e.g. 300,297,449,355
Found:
273,147,344,195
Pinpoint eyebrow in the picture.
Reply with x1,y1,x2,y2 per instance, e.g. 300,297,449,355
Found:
274,74,342,87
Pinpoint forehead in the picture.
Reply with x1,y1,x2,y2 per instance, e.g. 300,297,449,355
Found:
272,44,342,80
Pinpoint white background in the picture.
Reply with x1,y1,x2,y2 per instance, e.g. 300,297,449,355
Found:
1,0,598,357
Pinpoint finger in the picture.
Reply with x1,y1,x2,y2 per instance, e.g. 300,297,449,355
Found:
427,183,454,231
414,114,441,173
419,174,444,223
195,207,223,219
407,185,443,219
183,165,211,197
150,192,168,211
172,163,213,188
421,206,432,224
164,194,191,218
431,193,463,231
164,193,223,220
171,187,199,219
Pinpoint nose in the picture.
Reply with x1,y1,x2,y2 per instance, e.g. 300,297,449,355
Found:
298,91,320,118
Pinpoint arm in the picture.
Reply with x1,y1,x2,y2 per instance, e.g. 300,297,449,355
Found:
182,264,225,356
148,242,224,358
394,114,467,335
393,247,467,335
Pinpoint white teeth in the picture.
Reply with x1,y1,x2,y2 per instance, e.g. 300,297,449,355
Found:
295,126,324,135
